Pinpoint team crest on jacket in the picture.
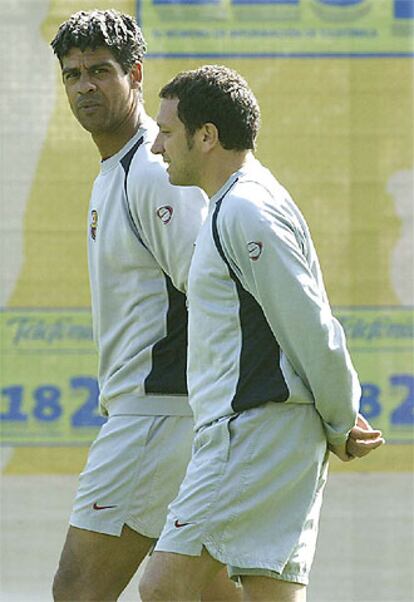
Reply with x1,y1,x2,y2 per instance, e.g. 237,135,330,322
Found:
156,205,173,225
90,210,98,240
247,241,263,261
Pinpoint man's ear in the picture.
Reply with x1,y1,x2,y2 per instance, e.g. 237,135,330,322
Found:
198,122,219,151
129,62,143,88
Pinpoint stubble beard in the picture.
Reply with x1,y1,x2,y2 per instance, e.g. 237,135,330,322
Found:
75,106,109,135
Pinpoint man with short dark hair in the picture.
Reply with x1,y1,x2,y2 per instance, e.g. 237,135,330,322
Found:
139,65,384,601
51,15,238,602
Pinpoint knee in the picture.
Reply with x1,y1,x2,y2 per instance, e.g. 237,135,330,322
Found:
53,564,123,601
139,573,158,601
139,572,171,602
52,566,77,601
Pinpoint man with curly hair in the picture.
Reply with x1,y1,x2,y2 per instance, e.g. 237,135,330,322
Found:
50,12,238,602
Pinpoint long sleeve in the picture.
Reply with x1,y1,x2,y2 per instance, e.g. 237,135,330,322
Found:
218,185,360,445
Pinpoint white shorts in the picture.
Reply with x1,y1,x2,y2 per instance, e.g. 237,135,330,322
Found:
70,414,194,538
155,402,328,585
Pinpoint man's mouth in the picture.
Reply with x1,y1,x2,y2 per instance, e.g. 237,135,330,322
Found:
78,100,101,111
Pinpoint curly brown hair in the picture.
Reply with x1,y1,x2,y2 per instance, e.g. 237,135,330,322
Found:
51,9,146,74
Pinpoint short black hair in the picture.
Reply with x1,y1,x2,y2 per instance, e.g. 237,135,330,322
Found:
159,65,260,151
50,9,146,73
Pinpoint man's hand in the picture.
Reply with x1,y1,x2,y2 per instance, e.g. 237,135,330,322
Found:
329,413,385,462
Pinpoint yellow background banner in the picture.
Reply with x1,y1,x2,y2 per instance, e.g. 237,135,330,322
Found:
1,307,413,446
1,0,413,473
140,0,414,56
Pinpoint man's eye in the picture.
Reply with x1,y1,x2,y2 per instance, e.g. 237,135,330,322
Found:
64,72,78,81
93,68,108,76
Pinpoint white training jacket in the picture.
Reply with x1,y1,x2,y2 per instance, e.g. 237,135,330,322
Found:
187,155,360,445
88,115,207,417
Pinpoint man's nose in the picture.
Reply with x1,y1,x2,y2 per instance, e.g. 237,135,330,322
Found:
151,134,163,155
77,72,97,94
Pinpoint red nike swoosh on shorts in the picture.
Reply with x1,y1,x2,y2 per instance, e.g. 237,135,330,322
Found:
174,519,191,528
93,502,117,510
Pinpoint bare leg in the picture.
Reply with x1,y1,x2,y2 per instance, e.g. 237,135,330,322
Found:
139,548,224,601
241,576,306,602
202,567,241,601
53,524,153,601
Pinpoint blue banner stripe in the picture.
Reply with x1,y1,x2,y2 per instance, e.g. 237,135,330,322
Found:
152,0,219,5
394,0,414,18
232,0,299,5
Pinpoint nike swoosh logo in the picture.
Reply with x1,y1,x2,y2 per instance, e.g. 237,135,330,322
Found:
93,502,117,510
174,519,191,528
